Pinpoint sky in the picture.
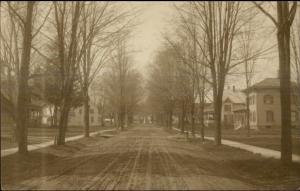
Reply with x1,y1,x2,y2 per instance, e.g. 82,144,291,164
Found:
127,2,280,90
129,2,174,75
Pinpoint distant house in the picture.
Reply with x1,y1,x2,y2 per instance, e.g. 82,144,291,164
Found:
1,70,50,128
1,93,15,128
68,104,103,127
204,86,246,128
1,87,46,128
244,78,300,129
203,78,300,129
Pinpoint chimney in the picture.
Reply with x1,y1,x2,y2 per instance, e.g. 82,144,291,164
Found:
233,86,235,92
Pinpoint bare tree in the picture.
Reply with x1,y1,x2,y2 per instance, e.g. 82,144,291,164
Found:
168,6,212,140
104,38,132,130
237,11,257,137
254,1,297,165
78,2,137,137
173,2,240,145
291,9,300,112
79,2,111,137
102,53,143,130
0,2,51,154
15,2,35,154
147,45,177,130
52,1,83,145
125,71,144,125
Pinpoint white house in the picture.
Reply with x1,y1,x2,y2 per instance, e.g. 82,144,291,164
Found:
204,86,245,128
244,78,300,129
68,104,103,127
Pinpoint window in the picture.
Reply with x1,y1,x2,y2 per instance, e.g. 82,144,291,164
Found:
249,95,255,105
90,109,94,114
266,111,274,122
264,95,274,104
224,104,231,112
292,111,298,122
90,116,94,123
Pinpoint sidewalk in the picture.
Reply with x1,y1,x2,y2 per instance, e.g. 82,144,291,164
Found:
172,127,300,163
1,129,115,157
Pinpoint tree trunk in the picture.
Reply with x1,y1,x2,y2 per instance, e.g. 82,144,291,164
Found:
169,109,173,130
57,99,70,145
214,93,223,145
178,113,182,131
16,2,35,155
277,2,292,165
200,91,205,142
191,100,195,137
119,107,125,130
180,100,185,133
246,93,250,137
84,92,90,137
53,105,58,127
49,106,54,127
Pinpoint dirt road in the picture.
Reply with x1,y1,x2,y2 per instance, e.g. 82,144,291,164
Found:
2,126,259,190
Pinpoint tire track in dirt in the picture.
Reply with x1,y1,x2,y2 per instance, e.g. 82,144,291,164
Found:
145,134,153,190
13,141,109,190
156,138,189,190
162,136,256,190
125,136,145,189
98,156,134,190
81,137,140,190
149,142,173,190
22,133,135,190
97,138,144,190
159,139,213,189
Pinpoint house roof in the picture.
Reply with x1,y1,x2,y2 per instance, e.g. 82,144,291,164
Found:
250,78,280,89
245,78,299,92
203,93,246,113
222,89,245,104
198,87,246,105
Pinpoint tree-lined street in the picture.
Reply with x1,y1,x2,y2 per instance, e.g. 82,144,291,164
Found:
1,2,300,190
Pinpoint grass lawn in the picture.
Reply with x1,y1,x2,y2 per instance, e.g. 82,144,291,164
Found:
1,125,115,150
181,124,300,155
192,139,300,190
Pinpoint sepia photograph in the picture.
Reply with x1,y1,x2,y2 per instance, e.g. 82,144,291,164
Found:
1,1,300,190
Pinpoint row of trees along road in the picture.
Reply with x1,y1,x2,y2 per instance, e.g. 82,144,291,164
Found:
101,38,144,130
0,2,138,154
147,2,298,165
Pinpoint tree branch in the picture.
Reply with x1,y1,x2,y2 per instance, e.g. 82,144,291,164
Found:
253,2,278,27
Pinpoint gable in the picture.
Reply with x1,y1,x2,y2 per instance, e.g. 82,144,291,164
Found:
224,98,232,103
